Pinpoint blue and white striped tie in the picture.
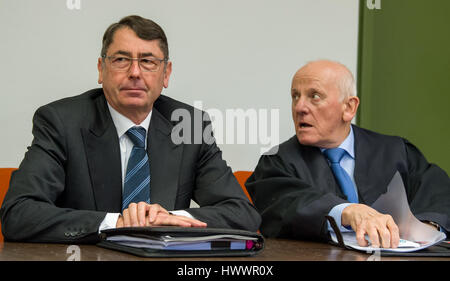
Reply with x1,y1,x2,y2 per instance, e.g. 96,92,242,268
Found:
122,126,150,211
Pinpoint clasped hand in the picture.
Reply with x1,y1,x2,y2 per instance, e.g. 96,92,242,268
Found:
116,202,207,228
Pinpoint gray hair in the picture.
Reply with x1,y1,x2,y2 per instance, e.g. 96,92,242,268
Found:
338,66,357,101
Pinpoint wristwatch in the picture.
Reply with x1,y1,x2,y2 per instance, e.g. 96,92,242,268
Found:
426,221,440,230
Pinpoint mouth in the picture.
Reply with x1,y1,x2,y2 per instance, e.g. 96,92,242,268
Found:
121,87,147,92
120,87,148,97
299,122,313,129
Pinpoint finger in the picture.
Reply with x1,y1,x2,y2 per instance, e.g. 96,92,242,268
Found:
367,226,380,248
186,219,207,227
355,227,369,247
379,227,391,249
153,213,192,227
116,215,124,228
387,219,400,248
122,208,131,227
137,202,149,227
147,204,159,223
167,214,207,227
128,203,139,227
148,204,168,223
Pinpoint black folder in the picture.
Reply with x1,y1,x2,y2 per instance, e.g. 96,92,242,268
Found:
97,226,264,258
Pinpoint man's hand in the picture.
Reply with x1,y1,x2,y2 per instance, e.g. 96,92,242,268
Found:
116,202,207,228
341,204,400,248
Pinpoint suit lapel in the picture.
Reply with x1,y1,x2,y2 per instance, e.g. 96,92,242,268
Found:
299,143,344,197
147,108,183,211
81,93,122,212
353,125,384,205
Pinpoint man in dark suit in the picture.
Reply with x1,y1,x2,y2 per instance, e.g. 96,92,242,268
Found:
0,15,260,243
246,60,449,248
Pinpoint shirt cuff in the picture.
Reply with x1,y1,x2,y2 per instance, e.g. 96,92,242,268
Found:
169,210,195,219
327,203,355,233
98,211,195,233
98,213,121,233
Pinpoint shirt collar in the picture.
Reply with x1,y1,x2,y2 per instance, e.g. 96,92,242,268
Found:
107,103,152,138
320,126,355,159
340,126,355,159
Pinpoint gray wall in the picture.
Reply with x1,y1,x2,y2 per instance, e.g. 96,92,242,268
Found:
0,0,359,171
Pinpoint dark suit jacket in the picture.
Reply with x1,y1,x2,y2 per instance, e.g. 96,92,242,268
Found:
246,125,450,241
0,88,260,243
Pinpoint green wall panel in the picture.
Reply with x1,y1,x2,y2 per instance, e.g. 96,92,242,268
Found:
358,0,450,173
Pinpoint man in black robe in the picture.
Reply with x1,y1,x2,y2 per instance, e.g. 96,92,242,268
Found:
246,60,449,248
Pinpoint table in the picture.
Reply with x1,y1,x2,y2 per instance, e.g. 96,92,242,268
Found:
0,239,448,261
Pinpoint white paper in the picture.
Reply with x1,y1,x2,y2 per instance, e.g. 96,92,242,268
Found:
330,171,446,253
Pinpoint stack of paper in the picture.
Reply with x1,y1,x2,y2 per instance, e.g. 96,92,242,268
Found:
106,233,259,251
330,172,447,253
330,232,445,253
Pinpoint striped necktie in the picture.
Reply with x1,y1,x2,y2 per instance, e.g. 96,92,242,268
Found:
324,148,358,203
122,126,150,211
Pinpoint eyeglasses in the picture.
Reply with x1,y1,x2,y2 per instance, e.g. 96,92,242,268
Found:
102,55,168,72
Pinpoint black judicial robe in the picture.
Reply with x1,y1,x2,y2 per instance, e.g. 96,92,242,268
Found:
246,125,450,241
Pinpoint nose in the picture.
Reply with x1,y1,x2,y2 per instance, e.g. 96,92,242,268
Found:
128,60,142,78
294,96,309,115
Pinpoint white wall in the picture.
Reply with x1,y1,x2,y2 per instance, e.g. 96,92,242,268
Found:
0,0,359,171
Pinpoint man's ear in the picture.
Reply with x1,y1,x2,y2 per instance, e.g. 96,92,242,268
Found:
97,58,103,84
163,61,172,88
342,96,360,122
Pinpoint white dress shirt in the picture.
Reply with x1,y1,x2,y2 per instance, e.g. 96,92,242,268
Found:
98,103,192,231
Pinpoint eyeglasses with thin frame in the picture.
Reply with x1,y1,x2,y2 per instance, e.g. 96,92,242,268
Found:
102,55,168,72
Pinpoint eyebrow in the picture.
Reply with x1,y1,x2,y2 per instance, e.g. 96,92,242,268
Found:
139,52,156,57
291,87,325,97
110,50,156,57
309,87,322,93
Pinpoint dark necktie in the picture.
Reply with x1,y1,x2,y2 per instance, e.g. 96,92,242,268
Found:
122,126,150,211
323,148,358,203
